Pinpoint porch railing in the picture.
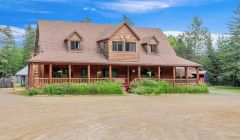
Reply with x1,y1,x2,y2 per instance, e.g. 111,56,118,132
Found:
132,78,197,85
32,77,198,85
33,78,49,85
32,78,128,85
52,78,69,83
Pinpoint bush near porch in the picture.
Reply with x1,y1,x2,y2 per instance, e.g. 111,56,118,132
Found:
129,80,209,95
27,82,124,96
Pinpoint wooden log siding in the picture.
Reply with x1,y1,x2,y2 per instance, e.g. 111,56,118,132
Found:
108,24,139,61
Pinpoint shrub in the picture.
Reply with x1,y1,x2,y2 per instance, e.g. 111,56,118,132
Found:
26,82,124,96
27,88,42,96
130,80,209,95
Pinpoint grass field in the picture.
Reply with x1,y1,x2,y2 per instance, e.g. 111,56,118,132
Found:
209,86,240,93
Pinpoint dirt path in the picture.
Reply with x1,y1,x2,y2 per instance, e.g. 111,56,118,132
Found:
0,89,240,140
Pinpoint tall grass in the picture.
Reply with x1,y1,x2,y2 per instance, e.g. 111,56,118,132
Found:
129,80,209,95
27,82,124,96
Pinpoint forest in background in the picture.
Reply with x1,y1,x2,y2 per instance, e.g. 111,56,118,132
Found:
0,3,239,86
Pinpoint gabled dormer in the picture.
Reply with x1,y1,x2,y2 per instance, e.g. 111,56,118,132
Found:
97,22,140,61
141,36,159,54
65,31,83,51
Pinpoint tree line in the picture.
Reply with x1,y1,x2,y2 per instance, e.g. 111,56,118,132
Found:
168,3,240,86
0,25,35,77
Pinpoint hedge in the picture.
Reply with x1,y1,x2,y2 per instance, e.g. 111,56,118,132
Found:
129,80,209,95
27,82,124,96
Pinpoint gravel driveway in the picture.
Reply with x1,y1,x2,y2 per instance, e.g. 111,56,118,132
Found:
0,88,240,140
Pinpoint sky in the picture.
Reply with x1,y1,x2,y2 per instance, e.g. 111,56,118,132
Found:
0,0,238,45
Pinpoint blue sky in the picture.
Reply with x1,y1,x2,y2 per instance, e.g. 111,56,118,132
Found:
0,0,238,44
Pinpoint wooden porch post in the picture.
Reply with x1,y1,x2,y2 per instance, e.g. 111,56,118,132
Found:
196,67,199,84
87,64,91,83
127,66,130,83
68,64,71,82
138,65,141,80
49,64,52,84
173,67,176,86
28,63,33,86
185,66,188,84
109,65,112,79
158,66,161,80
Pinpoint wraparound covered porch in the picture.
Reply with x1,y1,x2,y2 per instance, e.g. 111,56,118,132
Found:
28,63,200,87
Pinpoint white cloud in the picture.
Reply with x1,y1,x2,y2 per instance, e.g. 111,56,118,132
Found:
99,0,225,13
83,7,97,12
83,7,89,10
90,8,96,11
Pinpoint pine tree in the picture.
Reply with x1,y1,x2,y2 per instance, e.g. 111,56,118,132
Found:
120,15,134,26
227,3,240,86
23,24,36,62
0,26,16,77
177,17,211,63
80,17,92,23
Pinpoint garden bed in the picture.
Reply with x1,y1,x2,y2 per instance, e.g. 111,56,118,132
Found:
27,82,125,96
129,80,209,95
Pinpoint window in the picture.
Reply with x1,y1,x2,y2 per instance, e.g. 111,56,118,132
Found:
103,68,118,78
52,66,68,78
125,42,136,52
71,41,80,50
148,44,157,53
81,68,87,78
112,41,123,51
112,68,118,78
103,41,108,51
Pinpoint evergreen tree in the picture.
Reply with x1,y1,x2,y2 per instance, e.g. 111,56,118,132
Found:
226,3,240,86
0,26,17,77
23,24,36,62
80,17,92,23
120,15,134,26
177,17,210,62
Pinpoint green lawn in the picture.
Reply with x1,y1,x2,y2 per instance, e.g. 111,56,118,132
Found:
209,86,240,94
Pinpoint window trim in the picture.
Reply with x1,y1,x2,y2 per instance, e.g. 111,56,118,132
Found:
112,41,123,52
112,41,137,52
148,44,157,53
71,40,81,50
125,42,136,52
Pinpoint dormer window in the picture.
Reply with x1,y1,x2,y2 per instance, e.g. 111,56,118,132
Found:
112,41,123,51
71,41,80,50
125,42,136,52
148,44,157,53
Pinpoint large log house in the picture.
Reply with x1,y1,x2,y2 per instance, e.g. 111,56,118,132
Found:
28,20,201,87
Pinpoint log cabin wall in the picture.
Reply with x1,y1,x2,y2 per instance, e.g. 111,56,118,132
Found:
109,24,139,61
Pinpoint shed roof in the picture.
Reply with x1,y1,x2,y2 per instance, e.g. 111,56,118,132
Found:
15,66,28,76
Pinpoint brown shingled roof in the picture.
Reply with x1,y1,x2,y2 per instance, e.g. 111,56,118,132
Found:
30,20,201,67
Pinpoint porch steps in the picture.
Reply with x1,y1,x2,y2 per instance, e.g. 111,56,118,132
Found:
122,83,130,91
